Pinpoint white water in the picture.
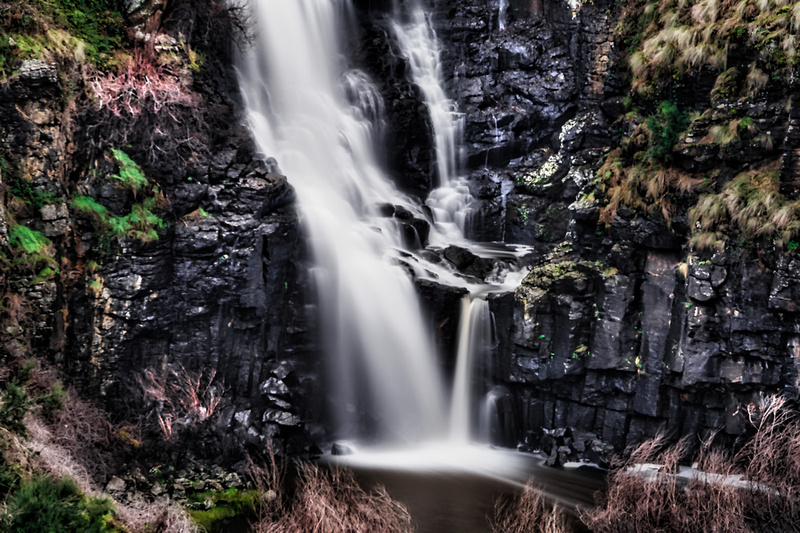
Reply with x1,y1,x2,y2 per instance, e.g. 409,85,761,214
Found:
450,297,491,442
499,0,509,31
240,0,534,451
240,0,446,441
392,6,463,187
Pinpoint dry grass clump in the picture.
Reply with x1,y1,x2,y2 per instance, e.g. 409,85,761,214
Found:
584,395,800,533
254,463,415,533
116,498,200,533
582,434,749,533
623,0,795,95
20,381,197,533
598,146,700,225
45,389,118,480
690,160,800,249
491,480,578,533
30,414,198,533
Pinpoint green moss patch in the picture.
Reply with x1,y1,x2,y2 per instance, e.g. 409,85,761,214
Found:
187,487,260,532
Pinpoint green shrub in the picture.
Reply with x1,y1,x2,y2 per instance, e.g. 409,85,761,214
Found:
37,380,66,417
72,195,110,220
72,194,164,247
0,383,29,436
0,450,21,498
110,149,148,193
1,0,126,70
55,0,125,66
0,362,34,436
7,225,55,271
597,102,698,225
2,156,57,212
2,475,118,533
644,102,689,163
187,488,260,531
71,151,165,248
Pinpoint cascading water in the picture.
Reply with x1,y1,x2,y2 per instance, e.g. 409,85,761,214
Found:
237,3,603,528
241,0,530,450
498,0,509,31
391,4,479,243
450,297,491,442
392,5,462,186
239,0,446,442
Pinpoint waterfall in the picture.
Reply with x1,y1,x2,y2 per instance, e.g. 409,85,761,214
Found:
239,0,446,442
498,0,509,31
392,5,463,187
450,297,491,442
392,3,478,243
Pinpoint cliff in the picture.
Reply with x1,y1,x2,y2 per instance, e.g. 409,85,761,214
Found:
2,0,800,468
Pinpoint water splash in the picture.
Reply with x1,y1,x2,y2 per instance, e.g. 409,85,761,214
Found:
499,0,509,31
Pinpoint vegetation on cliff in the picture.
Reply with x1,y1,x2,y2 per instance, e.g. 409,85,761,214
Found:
599,0,800,251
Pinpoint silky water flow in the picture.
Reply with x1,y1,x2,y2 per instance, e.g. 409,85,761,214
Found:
239,2,602,530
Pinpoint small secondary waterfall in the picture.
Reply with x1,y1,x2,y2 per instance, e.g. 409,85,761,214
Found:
450,297,491,442
240,0,446,441
498,0,509,31
392,5,463,187
392,3,475,242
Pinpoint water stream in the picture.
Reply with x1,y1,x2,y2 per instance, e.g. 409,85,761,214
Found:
240,0,446,442
450,297,491,442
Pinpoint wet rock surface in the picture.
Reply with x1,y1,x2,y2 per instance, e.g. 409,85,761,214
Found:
411,0,800,455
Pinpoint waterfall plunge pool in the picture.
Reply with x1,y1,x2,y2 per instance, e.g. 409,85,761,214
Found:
325,444,605,533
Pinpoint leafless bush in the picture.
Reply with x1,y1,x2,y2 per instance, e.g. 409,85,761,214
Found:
583,432,749,533
89,50,197,118
82,47,207,171
248,448,285,523
491,480,578,533
253,463,414,533
733,395,800,528
584,396,800,533
137,366,222,441
161,0,253,53
48,389,118,481
26,415,99,495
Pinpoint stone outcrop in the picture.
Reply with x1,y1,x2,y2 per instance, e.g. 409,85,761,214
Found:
6,0,800,465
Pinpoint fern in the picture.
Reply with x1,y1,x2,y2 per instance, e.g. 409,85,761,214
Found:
109,149,148,192
9,225,51,255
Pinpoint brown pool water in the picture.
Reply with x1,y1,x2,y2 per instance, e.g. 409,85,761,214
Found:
328,444,606,533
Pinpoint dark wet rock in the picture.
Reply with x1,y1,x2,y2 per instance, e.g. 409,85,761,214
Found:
443,245,496,278
688,277,715,302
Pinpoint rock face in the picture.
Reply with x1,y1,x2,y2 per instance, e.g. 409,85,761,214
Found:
415,0,800,453
350,0,800,455
0,13,319,460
